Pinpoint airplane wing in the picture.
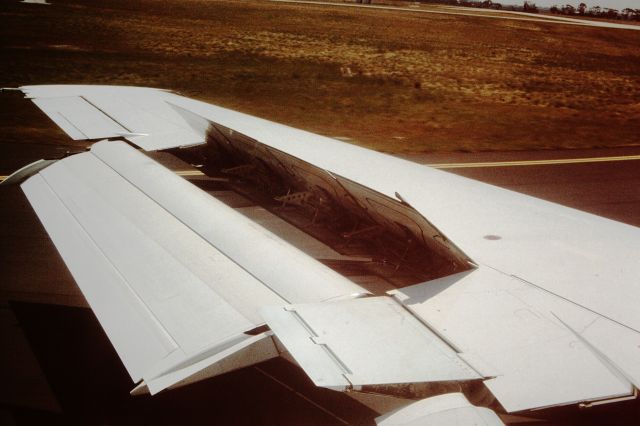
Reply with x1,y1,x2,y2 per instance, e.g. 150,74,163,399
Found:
4,85,639,418
18,85,206,150
13,139,366,395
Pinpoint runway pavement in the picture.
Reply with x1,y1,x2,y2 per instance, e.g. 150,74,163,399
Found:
0,141,639,425
403,146,640,227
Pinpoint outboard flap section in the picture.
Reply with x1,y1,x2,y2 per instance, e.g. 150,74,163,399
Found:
262,296,481,390
18,141,284,388
32,96,128,140
22,86,206,150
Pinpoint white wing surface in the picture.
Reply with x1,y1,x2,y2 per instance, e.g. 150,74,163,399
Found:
21,85,205,150
392,268,635,412
13,85,640,413
19,139,365,394
262,296,481,390
166,90,640,334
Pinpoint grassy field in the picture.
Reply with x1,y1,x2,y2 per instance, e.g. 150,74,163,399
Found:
1,0,639,154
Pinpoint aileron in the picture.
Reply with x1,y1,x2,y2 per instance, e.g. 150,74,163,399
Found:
22,86,206,150
32,96,128,140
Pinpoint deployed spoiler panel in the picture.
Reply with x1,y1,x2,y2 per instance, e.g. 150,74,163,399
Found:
165,89,640,334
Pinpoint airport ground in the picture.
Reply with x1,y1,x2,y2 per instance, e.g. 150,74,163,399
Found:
2,0,640,154
1,0,639,424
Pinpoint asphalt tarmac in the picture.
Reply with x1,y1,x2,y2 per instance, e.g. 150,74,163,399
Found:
0,138,639,425
403,146,640,227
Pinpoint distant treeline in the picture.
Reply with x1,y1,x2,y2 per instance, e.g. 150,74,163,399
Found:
373,1,541,13
366,1,640,20
459,0,527,11
549,3,640,20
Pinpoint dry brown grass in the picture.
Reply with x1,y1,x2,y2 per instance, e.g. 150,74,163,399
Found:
1,0,639,155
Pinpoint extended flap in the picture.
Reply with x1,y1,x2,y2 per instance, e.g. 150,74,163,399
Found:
262,296,481,390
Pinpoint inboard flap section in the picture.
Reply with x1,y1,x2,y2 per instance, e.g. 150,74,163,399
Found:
19,144,280,383
262,296,481,390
